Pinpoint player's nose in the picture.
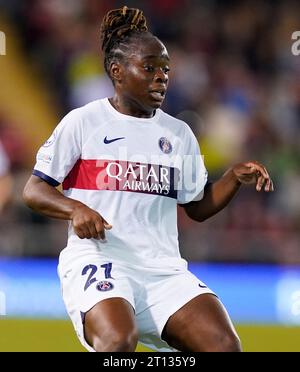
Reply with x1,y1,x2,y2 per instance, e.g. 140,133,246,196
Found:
154,69,168,84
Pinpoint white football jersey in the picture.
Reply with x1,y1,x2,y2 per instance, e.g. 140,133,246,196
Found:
34,98,207,271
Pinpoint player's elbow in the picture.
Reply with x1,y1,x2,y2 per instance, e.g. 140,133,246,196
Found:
22,181,36,209
23,175,46,209
189,213,208,223
22,186,32,207
195,215,208,223
184,204,207,223
188,209,215,222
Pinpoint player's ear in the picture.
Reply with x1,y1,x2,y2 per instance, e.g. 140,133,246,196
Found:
109,62,123,83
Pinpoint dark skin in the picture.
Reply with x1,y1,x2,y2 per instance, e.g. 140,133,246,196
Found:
23,35,273,352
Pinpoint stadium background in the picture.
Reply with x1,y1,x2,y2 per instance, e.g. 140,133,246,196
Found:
0,0,300,351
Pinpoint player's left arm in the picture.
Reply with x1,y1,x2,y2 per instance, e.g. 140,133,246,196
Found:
181,161,274,222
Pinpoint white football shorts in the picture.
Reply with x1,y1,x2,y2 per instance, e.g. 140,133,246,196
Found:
57,252,214,352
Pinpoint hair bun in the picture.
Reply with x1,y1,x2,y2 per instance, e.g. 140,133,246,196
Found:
100,6,148,52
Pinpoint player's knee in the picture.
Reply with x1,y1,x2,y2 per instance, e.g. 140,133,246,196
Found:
214,331,242,352
93,328,138,352
105,328,138,352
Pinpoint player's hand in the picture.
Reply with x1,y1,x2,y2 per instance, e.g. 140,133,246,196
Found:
232,161,274,192
70,204,112,241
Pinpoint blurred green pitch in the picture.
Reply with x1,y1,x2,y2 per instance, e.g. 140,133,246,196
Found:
1,319,300,352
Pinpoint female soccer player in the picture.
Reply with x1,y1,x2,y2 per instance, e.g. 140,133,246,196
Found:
23,6,273,352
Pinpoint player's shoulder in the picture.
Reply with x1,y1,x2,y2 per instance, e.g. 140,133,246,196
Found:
158,109,195,137
58,99,107,132
65,99,103,121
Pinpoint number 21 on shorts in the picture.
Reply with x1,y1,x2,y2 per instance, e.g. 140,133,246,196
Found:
81,263,113,291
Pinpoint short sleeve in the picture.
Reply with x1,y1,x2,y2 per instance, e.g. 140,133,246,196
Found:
177,126,208,204
33,110,82,186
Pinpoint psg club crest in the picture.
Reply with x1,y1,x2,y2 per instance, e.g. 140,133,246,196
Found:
96,280,114,292
158,137,172,154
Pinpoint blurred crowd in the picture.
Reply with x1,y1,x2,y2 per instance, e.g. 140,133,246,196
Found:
0,0,299,263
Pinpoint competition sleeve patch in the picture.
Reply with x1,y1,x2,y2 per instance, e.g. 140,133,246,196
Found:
62,159,179,199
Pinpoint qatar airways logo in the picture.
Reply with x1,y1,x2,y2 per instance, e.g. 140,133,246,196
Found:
95,160,178,198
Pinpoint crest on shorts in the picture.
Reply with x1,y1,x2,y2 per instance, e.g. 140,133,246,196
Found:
96,280,114,292
158,137,172,154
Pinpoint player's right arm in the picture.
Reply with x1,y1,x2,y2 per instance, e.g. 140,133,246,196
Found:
23,109,111,240
23,175,111,240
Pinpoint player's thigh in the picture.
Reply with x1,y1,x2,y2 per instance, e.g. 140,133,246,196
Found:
84,297,138,348
162,294,241,352
59,257,139,350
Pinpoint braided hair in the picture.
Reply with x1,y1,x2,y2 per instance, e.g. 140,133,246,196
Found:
100,6,150,81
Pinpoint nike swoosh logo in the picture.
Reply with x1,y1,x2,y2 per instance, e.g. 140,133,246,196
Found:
104,136,125,144
199,283,208,288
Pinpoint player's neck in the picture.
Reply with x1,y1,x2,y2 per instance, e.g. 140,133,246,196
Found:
108,96,155,119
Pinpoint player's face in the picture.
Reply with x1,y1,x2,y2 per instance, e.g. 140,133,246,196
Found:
119,37,170,115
